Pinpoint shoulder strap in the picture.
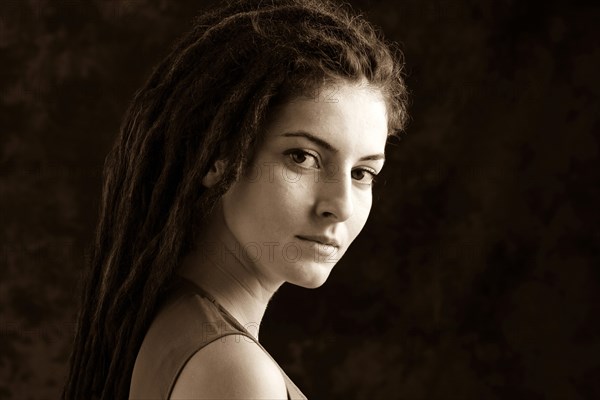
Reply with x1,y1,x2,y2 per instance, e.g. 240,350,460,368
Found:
175,276,307,399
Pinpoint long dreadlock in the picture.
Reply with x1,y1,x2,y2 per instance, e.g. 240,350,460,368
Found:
62,0,408,398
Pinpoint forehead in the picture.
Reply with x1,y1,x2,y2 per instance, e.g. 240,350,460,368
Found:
263,82,389,154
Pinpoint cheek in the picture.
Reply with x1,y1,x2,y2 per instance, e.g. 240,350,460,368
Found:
349,192,373,239
221,182,257,240
223,174,305,239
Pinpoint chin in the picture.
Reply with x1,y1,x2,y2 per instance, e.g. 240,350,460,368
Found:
288,261,336,289
294,278,328,289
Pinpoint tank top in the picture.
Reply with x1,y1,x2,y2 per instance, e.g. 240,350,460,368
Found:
129,276,308,399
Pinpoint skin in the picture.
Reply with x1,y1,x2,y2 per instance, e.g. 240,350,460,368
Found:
173,79,388,398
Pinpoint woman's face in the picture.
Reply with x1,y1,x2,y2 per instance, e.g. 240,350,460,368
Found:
220,80,389,289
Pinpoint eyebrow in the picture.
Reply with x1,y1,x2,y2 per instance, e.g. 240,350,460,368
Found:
281,131,385,162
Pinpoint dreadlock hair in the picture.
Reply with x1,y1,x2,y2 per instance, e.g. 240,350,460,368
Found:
62,0,408,398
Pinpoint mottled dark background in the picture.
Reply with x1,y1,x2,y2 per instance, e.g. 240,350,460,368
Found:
1,0,599,399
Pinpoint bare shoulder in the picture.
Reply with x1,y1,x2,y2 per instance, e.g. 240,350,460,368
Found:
169,334,288,399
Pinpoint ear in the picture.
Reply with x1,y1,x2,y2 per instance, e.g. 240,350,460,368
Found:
202,159,227,188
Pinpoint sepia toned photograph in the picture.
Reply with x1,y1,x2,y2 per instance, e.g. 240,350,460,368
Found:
1,0,598,399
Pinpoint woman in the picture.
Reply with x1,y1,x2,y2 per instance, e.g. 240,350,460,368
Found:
62,0,408,398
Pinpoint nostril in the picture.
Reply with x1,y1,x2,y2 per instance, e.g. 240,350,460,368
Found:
322,211,334,218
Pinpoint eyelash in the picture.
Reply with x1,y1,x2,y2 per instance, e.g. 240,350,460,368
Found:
352,168,378,184
284,149,379,184
285,149,320,168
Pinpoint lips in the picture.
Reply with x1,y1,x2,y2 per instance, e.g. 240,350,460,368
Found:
296,235,341,248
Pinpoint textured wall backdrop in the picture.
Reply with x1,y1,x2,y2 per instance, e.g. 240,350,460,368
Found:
1,0,599,399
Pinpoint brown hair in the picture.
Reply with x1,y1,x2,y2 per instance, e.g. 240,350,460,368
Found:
62,0,408,398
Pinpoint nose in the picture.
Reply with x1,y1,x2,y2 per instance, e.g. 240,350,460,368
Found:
315,170,353,221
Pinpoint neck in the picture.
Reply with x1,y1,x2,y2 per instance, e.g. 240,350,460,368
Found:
177,202,283,341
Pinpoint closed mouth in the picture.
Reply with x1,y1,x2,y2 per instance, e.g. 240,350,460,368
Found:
296,235,340,248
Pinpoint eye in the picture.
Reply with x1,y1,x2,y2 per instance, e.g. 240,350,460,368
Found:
285,149,320,169
351,168,378,185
